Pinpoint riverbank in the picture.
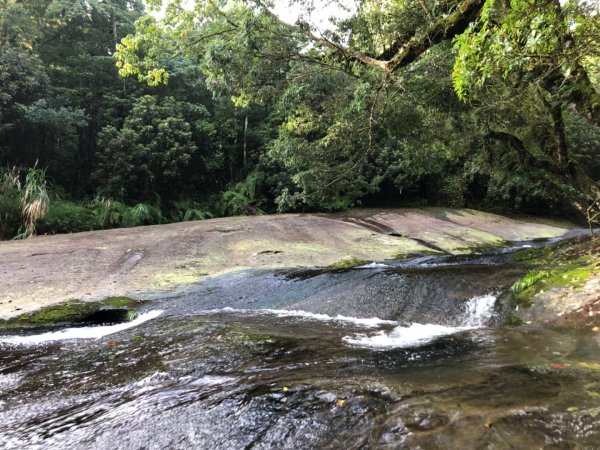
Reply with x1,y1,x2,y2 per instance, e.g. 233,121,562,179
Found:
506,236,600,327
0,207,577,319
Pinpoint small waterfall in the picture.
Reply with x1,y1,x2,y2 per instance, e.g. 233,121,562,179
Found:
0,310,163,346
343,293,497,350
460,293,497,327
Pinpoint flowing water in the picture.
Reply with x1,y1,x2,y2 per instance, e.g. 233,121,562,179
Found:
1,242,600,449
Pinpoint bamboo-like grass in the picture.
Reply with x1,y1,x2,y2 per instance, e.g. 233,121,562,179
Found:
20,164,49,238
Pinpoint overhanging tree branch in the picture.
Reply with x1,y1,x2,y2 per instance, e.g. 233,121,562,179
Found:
385,0,485,73
262,0,484,74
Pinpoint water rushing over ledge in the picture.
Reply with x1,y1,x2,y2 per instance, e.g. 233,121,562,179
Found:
0,310,164,346
342,293,497,349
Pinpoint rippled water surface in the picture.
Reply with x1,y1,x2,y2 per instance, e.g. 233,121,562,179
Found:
2,247,600,449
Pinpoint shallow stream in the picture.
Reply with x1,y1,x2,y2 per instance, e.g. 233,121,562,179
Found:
1,241,600,449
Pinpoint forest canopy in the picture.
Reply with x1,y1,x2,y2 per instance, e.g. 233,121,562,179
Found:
1,0,599,238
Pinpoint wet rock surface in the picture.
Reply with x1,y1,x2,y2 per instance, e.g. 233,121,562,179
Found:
0,208,574,319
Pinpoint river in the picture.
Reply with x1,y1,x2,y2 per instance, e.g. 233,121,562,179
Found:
1,241,599,449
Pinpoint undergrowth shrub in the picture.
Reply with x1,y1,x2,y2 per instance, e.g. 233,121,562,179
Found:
92,197,165,228
168,199,214,222
37,198,98,234
0,167,21,239
219,172,264,216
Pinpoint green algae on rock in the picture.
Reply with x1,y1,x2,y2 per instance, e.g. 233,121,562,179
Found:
0,297,144,328
0,300,100,328
101,296,144,309
326,256,371,270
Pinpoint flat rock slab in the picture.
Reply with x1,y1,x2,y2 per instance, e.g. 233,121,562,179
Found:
0,208,573,319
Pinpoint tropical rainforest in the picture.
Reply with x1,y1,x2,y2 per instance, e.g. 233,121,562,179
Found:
1,0,599,239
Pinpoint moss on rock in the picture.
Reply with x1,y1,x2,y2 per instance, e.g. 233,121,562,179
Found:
0,300,100,328
510,241,596,307
504,315,526,327
101,296,143,309
504,236,600,325
0,296,144,328
326,256,370,270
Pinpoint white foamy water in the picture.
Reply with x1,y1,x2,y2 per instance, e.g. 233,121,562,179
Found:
343,293,497,349
356,262,390,269
0,310,163,346
460,293,497,327
342,323,466,349
188,375,237,386
0,373,23,392
207,307,397,328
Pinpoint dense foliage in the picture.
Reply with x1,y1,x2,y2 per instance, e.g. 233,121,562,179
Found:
1,0,598,239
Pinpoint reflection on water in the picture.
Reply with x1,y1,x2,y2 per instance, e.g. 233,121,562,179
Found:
1,248,600,449
1,310,600,449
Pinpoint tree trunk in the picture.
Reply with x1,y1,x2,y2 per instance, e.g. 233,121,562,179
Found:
548,104,570,171
243,114,248,168
537,85,572,171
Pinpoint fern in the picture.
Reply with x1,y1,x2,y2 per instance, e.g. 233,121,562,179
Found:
511,270,550,292
91,196,164,228
169,199,214,222
182,208,212,221
219,172,263,216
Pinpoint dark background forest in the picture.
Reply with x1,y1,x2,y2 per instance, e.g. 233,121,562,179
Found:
1,0,599,239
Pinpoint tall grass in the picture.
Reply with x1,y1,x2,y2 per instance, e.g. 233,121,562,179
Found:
19,165,50,238
1,166,20,192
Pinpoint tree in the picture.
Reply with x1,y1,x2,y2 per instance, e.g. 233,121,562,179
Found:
2,0,598,229
94,95,203,202
114,0,598,213
453,0,600,125
0,48,48,142
451,0,600,216
0,0,147,193
267,62,379,210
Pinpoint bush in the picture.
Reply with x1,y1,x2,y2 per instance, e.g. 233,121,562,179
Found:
92,197,165,228
168,199,214,222
0,167,21,239
219,172,264,216
36,199,98,234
